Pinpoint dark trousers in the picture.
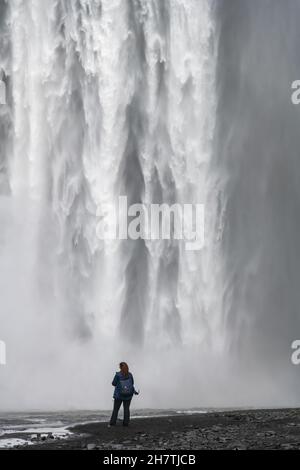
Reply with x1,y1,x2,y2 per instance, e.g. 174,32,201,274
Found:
110,398,132,426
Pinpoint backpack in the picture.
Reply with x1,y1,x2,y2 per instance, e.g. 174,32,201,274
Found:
119,374,134,397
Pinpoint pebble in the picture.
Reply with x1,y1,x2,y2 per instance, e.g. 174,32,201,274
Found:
87,443,97,450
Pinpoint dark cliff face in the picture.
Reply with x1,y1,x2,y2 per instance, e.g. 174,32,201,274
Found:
215,0,300,367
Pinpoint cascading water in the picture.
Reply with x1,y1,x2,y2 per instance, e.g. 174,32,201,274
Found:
0,0,299,410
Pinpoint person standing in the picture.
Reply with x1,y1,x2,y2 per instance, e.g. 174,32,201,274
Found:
109,362,139,427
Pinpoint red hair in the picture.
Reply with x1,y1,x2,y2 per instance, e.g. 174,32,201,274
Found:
119,362,129,377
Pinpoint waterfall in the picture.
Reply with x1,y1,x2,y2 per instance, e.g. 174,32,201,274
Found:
0,0,299,410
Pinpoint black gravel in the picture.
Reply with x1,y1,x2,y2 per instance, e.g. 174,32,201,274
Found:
21,408,300,450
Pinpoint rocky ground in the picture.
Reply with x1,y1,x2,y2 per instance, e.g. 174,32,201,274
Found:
18,408,300,450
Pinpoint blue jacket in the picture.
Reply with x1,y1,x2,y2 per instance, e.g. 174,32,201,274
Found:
112,371,137,400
